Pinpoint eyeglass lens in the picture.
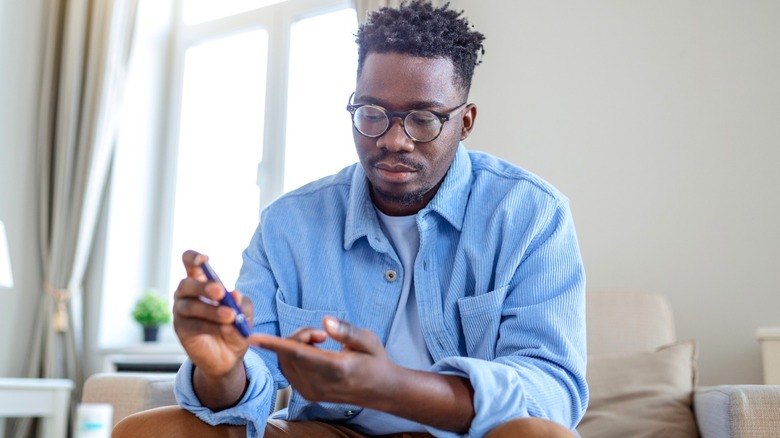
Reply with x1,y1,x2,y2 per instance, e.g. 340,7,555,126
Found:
353,106,442,142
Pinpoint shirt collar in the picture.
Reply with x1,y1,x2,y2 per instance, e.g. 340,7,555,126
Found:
344,144,471,250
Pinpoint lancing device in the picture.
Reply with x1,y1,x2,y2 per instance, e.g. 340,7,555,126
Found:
200,261,251,338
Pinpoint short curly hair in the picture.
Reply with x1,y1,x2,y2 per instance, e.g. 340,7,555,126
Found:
356,1,485,93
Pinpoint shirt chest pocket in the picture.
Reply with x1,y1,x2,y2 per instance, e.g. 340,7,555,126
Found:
457,286,508,360
275,289,347,352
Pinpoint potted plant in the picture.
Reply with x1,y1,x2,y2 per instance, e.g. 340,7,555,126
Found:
131,289,171,342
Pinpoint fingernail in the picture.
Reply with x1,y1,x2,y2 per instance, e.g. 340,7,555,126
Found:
206,283,223,299
324,318,339,332
218,306,235,320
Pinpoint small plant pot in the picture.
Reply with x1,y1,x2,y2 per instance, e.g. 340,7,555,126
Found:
143,326,160,342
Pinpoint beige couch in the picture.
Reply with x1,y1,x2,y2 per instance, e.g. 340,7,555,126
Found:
82,291,780,437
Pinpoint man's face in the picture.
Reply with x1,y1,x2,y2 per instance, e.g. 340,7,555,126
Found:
353,52,476,216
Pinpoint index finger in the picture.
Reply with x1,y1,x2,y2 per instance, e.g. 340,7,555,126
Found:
182,250,208,278
249,334,336,362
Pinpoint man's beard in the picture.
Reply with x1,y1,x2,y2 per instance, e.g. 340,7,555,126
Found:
371,184,428,208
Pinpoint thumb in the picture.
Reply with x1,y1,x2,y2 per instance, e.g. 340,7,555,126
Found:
323,316,378,354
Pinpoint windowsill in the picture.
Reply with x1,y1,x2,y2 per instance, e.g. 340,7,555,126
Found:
98,338,186,373
99,341,184,356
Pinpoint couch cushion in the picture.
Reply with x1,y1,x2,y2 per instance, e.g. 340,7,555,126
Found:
577,340,699,438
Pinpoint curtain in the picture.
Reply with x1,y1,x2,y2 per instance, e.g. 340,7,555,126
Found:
9,0,138,436
354,0,439,24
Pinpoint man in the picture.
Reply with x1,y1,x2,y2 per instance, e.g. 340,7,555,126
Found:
114,2,587,437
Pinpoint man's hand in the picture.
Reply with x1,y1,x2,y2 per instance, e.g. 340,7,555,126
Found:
250,317,397,405
250,317,475,433
173,250,254,410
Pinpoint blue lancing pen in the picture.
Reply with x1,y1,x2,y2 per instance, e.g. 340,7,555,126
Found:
200,261,251,337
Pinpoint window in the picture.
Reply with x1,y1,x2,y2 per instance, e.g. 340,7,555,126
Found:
284,8,359,192
99,0,358,347
182,0,287,25
167,29,268,294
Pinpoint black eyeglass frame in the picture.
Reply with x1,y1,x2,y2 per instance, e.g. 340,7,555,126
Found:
346,92,468,143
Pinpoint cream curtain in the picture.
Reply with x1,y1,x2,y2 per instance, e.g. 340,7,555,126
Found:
354,0,439,24
10,0,138,436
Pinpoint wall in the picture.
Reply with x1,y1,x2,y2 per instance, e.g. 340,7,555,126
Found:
0,0,46,376
452,0,780,385
0,0,47,434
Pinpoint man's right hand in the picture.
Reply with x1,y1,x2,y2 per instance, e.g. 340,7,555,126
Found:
173,250,254,410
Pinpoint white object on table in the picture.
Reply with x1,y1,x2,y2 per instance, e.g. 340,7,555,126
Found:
75,403,113,438
0,378,74,438
756,327,780,384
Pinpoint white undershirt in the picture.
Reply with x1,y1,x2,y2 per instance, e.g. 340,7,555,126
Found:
346,210,433,434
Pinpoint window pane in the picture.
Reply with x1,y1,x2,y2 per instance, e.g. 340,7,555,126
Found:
182,0,288,25
168,29,268,293
284,8,359,192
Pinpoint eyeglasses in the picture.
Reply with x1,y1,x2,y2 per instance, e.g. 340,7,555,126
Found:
346,92,467,143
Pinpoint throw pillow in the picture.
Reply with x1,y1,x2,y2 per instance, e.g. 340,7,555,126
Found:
576,340,699,438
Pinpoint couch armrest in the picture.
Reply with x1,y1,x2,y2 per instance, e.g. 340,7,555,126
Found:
694,385,780,438
82,372,177,427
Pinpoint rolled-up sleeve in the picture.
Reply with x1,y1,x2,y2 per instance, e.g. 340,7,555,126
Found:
174,349,277,438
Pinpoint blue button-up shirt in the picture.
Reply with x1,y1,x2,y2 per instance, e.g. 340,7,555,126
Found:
175,145,588,437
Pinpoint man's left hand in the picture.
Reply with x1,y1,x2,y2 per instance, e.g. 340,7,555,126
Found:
248,316,401,406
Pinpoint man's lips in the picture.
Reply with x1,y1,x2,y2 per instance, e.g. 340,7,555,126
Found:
373,162,418,183
375,162,417,172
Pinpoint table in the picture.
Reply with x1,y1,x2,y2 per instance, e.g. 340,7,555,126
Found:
756,327,780,384
0,378,74,438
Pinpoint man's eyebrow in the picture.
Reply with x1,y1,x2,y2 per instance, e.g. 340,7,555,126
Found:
356,95,446,110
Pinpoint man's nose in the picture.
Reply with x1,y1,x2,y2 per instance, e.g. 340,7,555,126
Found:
376,118,414,152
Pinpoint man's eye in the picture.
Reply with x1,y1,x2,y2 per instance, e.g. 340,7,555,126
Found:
358,107,385,121
409,112,437,125
362,114,385,122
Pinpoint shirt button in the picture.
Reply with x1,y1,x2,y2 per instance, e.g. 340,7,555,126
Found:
344,410,356,417
385,270,397,282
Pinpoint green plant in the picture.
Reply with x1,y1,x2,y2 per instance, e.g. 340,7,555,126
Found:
131,290,171,327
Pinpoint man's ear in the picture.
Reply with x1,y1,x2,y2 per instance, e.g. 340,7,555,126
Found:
460,104,477,140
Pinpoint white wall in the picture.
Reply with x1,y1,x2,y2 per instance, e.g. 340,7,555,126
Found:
0,0,47,377
453,0,780,385
0,0,47,434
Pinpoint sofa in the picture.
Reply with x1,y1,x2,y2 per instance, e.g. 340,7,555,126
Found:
82,291,780,437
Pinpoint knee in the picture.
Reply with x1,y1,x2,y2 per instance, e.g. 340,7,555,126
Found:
112,405,247,438
485,417,576,438
112,406,197,438
112,410,150,438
